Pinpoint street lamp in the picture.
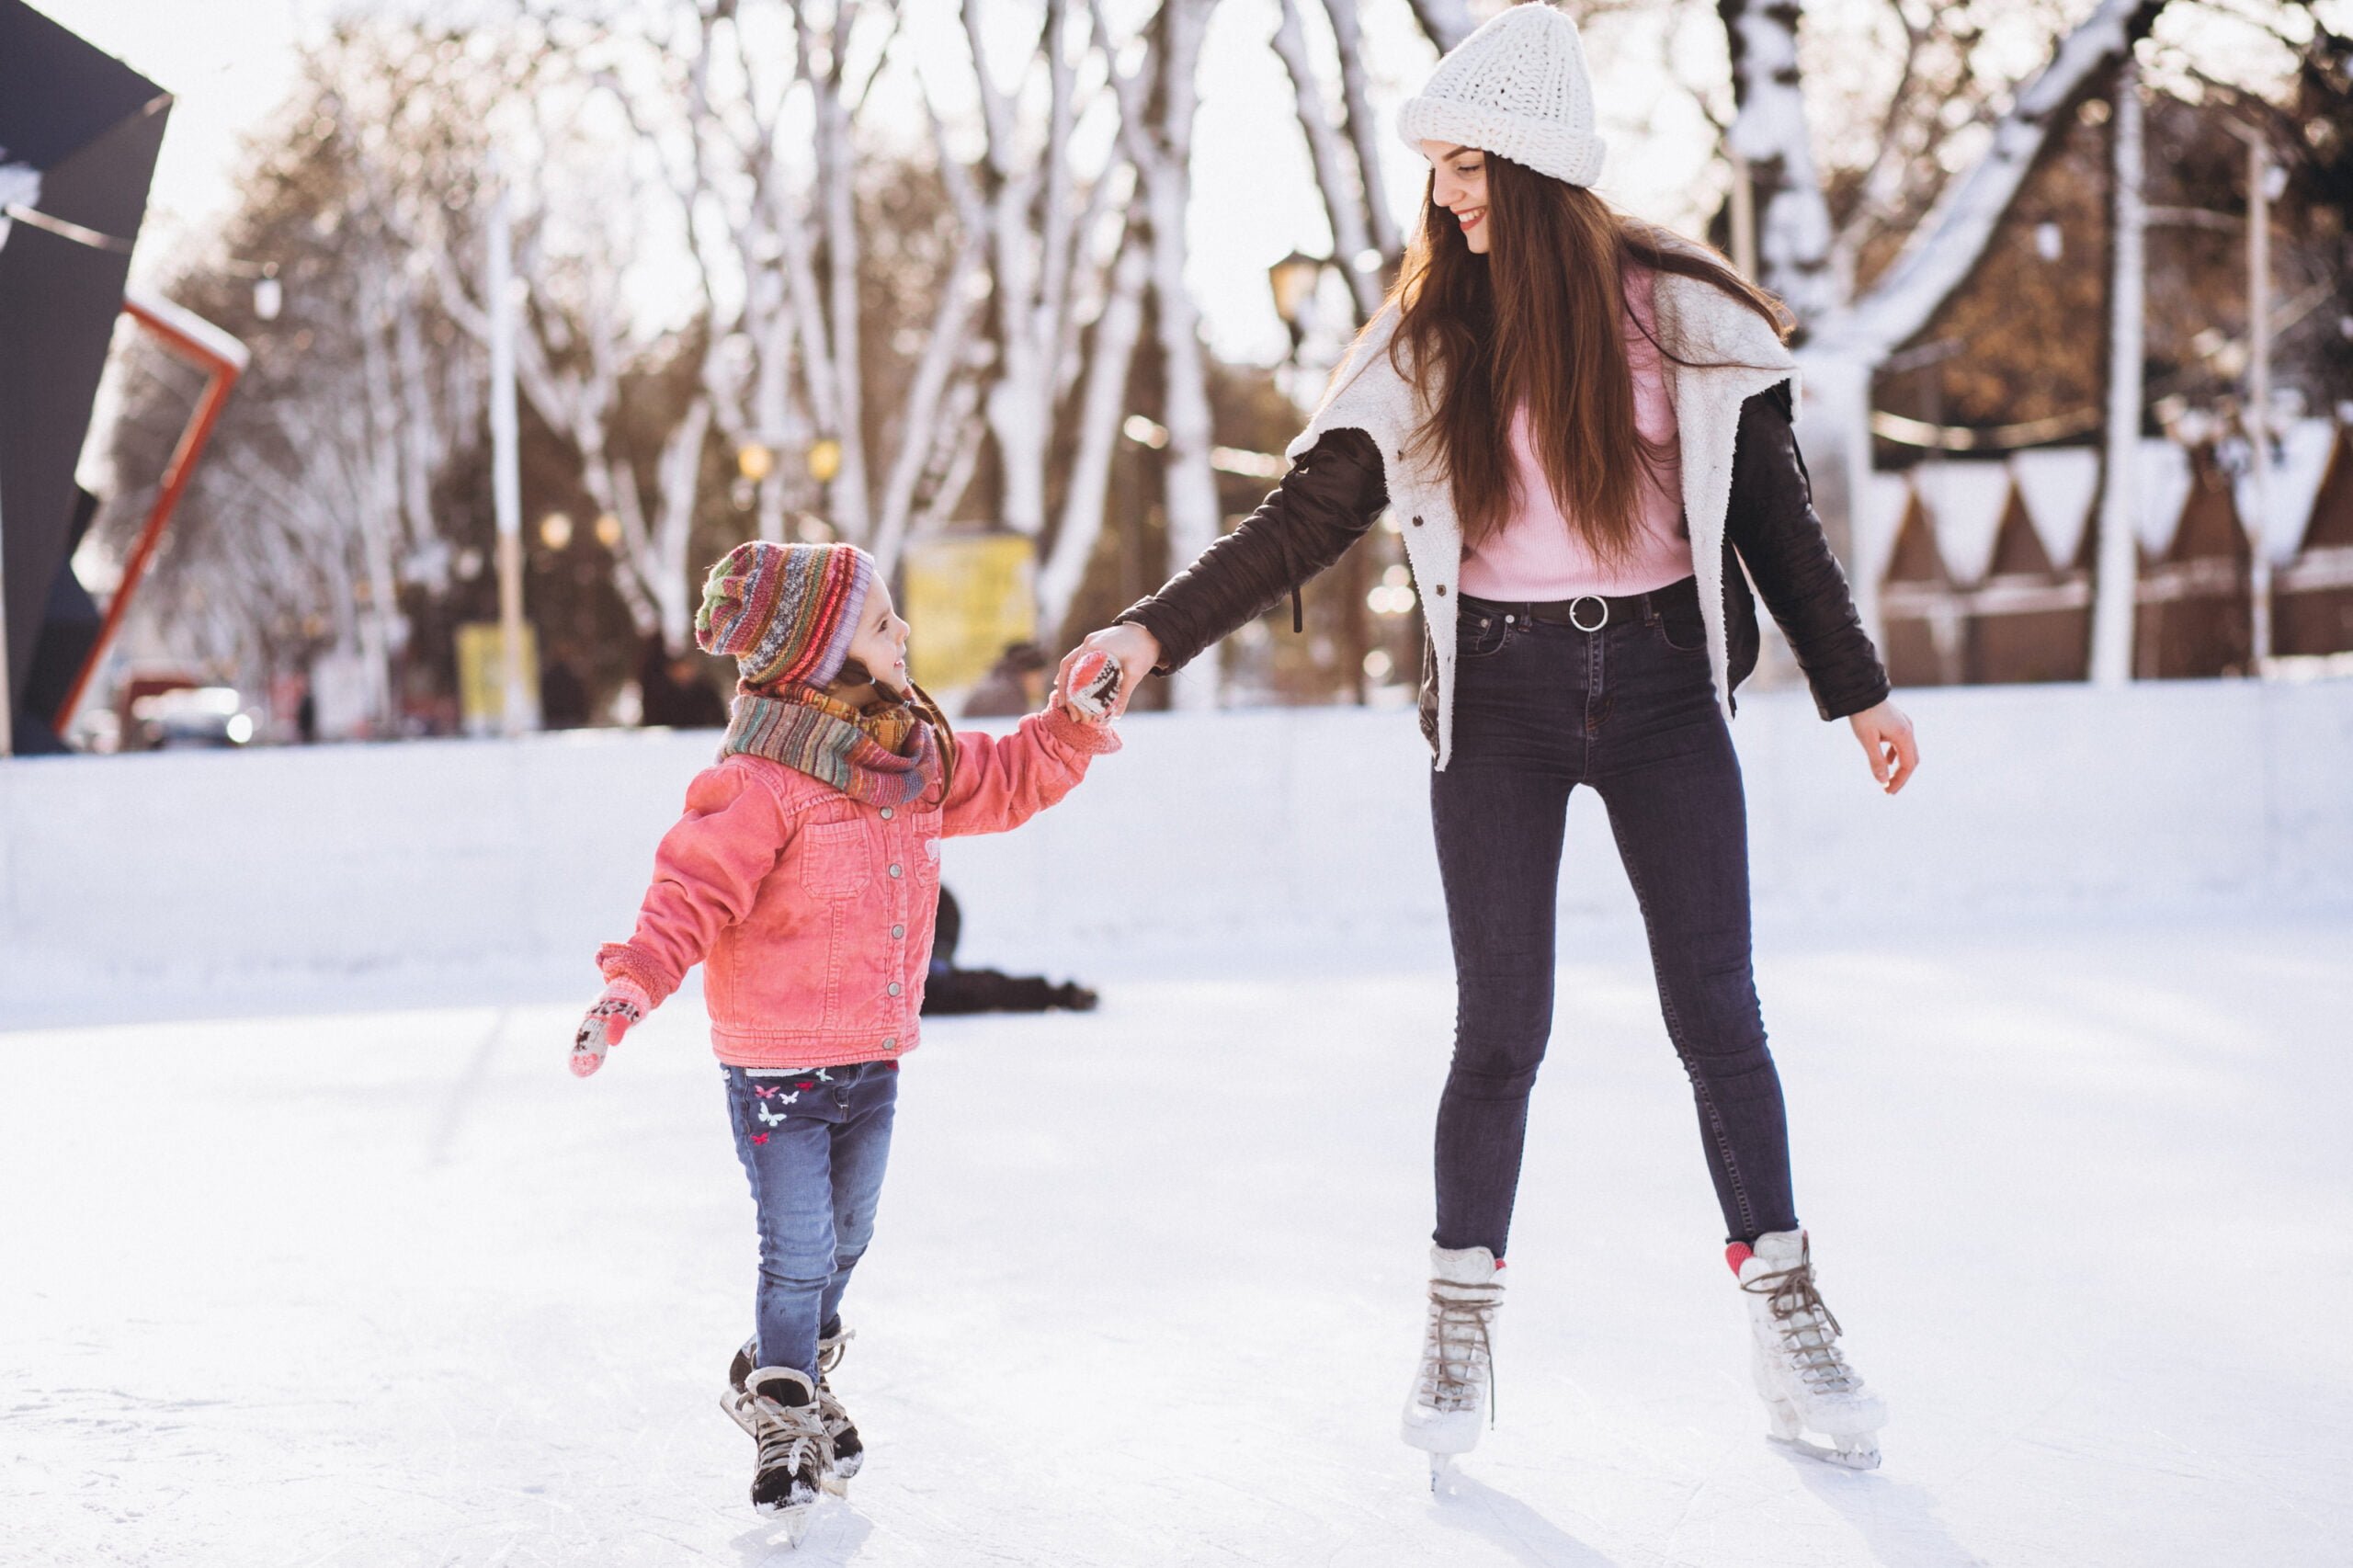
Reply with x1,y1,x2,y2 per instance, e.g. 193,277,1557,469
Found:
1267,250,1327,357
807,437,842,484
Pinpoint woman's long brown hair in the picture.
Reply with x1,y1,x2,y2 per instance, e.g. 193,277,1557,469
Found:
1390,153,1790,557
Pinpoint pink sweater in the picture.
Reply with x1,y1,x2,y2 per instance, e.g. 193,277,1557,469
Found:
1458,268,1694,602
597,707,1116,1070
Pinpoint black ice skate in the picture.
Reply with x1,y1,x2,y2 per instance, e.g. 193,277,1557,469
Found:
816,1325,863,1483
737,1364,831,1536
725,1335,859,1494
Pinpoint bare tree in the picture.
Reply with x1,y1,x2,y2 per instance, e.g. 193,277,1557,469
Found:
1712,0,2168,638
1038,218,1150,635
1406,0,1478,53
94,28,497,720
1097,0,1225,708
1270,0,1386,321
925,0,1093,548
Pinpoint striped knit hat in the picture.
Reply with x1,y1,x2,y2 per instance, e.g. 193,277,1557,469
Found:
1396,3,1606,189
695,540,876,688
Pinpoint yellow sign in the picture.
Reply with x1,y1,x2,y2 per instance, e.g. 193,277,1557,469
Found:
456,621,541,733
901,534,1037,692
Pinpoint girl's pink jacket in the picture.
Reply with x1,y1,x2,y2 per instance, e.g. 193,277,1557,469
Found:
597,707,1117,1070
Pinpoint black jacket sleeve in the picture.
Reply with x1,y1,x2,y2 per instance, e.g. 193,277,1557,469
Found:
1727,384,1892,720
1114,427,1390,673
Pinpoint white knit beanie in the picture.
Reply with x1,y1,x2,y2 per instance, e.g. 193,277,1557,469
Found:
1396,3,1605,189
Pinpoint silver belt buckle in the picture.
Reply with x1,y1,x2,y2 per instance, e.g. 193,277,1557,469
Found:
1568,595,1609,632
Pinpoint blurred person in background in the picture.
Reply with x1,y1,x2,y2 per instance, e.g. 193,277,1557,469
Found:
540,644,590,730
636,631,731,730
960,641,1048,718
920,886,1097,1015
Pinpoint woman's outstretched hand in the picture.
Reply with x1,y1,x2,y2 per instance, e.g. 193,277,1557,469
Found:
1057,623,1161,721
1848,699,1918,794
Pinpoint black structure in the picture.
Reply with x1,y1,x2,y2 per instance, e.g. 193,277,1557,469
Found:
1,1,168,751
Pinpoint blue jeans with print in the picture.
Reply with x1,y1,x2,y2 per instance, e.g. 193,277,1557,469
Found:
722,1059,899,1379
1430,580,1798,1255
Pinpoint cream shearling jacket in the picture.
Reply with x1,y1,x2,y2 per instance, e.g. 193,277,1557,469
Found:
1284,272,1802,769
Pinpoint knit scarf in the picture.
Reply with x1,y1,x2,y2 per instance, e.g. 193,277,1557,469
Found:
722,681,946,809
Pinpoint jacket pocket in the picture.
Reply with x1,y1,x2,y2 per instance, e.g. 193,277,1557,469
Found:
798,819,873,900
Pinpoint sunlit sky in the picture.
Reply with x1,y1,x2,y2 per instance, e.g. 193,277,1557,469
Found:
32,0,1736,367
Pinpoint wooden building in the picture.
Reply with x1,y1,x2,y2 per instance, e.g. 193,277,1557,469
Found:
2257,421,2353,659
1860,419,2352,685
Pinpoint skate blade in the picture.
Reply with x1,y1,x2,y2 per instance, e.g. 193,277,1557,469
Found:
1428,1453,1457,1493
754,1498,819,1546
1768,1432,1881,1471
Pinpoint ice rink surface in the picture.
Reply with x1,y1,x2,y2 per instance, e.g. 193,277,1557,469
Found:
6,914,2349,1567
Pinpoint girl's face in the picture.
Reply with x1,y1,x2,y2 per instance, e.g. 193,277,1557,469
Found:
846,581,912,696
1422,141,1491,256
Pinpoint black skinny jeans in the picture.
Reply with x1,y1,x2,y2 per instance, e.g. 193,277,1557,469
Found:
1429,580,1798,1256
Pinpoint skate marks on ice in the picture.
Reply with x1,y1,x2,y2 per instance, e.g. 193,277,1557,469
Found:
1426,1466,1626,1568
729,1499,871,1562
1774,1450,1987,1568
425,1006,516,1166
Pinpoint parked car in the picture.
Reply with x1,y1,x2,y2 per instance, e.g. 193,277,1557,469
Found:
127,687,260,750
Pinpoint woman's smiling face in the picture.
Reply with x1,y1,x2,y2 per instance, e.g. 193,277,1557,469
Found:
1422,141,1491,255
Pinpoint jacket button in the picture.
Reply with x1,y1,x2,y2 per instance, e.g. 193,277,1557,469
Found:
1411,515,1424,527
888,864,903,878
883,1037,897,1051
881,807,893,820
892,924,905,939
1434,584,1448,597
888,983,903,997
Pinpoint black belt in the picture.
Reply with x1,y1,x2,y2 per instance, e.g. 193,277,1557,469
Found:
1460,574,1699,632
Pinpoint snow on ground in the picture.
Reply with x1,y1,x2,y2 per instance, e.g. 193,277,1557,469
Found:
5,914,2349,1567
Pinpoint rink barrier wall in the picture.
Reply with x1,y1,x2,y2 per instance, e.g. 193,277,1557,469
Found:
4,677,2347,1022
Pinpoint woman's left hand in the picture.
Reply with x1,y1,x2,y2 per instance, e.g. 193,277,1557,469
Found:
1847,699,1918,795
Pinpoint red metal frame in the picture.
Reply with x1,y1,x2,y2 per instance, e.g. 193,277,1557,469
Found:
56,291,248,729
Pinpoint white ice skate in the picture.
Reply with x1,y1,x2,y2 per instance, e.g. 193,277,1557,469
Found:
1400,1244,1505,1489
1734,1230,1886,1470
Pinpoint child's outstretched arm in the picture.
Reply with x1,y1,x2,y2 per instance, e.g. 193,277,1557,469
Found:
939,697,1120,840
573,763,789,1075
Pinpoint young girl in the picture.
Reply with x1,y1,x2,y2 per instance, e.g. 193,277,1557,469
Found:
573,540,1117,1523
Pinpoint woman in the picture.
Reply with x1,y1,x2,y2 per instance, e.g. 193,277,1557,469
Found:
1062,3,1917,1476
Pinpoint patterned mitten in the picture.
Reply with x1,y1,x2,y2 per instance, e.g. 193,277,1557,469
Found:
572,977,653,1078
1063,649,1123,722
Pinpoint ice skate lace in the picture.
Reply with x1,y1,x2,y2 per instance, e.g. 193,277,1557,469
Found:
1416,1280,1502,1421
756,1397,830,1483
815,1387,849,1441
814,1329,856,1440
1741,1258,1859,1395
